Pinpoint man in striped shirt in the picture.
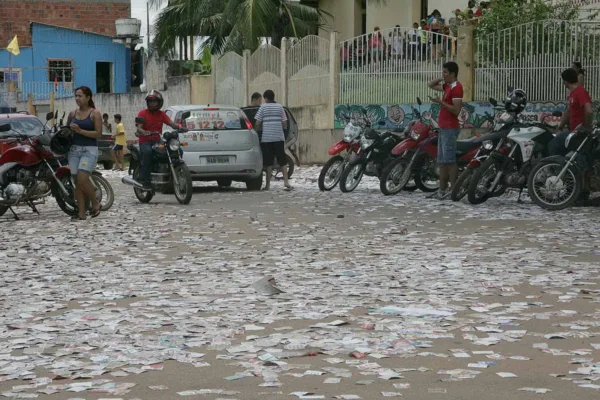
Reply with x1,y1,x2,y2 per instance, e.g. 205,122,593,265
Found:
255,90,291,190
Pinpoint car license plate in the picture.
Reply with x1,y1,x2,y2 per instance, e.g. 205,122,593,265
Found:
205,156,230,164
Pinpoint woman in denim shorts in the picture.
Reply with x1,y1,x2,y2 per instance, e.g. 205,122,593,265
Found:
67,86,103,220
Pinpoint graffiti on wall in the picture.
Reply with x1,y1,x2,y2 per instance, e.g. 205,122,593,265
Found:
334,102,582,130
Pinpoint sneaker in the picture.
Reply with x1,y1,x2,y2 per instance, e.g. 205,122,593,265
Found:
428,189,449,200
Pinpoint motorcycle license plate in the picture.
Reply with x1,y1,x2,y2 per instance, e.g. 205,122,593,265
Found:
203,156,230,164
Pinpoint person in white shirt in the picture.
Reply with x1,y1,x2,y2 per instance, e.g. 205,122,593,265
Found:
391,25,404,61
407,22,420,61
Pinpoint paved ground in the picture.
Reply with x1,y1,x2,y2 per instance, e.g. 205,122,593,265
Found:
1,167,599,400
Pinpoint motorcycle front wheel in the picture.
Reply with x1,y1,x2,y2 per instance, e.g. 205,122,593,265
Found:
318,155,345,191
339,162,364,193
380,157,412,196
414,155,440,193
451,168,473,201
173,164,193,205
467,157,503,205
527,160,582,210
133,166,154,203
51,175,78,216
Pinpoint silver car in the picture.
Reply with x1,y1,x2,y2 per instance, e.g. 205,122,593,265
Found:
162,105,263,190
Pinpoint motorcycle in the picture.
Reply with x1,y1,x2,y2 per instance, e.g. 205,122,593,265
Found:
318,115,365,191
339,121,404,193
122,117,193,205
0,113,114,219
528,122,600,210
379,98,480,195
467,109,558,205
451,98,514,201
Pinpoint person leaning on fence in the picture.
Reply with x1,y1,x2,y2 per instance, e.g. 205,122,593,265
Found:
408,23,420,61
427,61,464,200
572,61,585,86
391,25,404,61
419,20,429,59
429,9,445,59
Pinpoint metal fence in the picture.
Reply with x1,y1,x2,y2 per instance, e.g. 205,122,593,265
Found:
339,26,457,105
475,20,600,102
248,45,281,102
215,52,244,107
20,81,74,101
287,35,330,108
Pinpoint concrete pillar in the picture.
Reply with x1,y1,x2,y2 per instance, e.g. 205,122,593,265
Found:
457,24,475,102
242,50,251,107
211,55,218,103
27,94,35,115
329,31,340,130
280,38,288,107
8,81,16,93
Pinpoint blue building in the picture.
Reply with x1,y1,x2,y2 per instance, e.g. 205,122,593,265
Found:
0,23,131,101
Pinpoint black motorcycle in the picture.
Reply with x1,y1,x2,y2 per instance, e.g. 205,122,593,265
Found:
339,122,403,193
122,117,193,204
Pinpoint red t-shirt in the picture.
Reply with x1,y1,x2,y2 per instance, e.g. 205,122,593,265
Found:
438,81,464,129
568,85,592,132
137,109,173,143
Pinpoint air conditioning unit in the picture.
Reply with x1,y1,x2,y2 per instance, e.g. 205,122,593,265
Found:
115,19,142,38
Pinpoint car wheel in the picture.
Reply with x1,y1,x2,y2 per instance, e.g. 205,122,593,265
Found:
246,175,263,191
103,161,114,170
217,179,233,188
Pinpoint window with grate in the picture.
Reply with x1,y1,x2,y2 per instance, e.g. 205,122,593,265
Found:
48,60,73,82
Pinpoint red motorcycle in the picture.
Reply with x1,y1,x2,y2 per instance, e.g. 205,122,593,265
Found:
379,98,481,195
318,116,365,191
0,115,112,219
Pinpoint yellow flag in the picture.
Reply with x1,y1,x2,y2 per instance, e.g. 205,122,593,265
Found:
7,35,19,56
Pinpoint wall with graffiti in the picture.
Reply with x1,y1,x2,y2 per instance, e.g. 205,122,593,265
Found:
333,101,585,130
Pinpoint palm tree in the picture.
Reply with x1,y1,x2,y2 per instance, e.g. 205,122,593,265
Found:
150,0,333,57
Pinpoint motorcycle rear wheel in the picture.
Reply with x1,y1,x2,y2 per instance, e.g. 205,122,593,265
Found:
339,163,364,193
467,157,502,205
527,160,581,210
133,166,154,203
173,164,193,205
318,155,344,191
92,174,114,212
451,168,473,201
380,157,411,195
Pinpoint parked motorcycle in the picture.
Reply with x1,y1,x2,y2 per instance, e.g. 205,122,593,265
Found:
0,113,113,219
379,98,480,195
339,122,403,193
123,117,193,204
318,115,365,191
467,100,557,205
528,122,600,210
451,99,513,201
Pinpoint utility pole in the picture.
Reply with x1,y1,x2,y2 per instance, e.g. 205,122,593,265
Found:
147,1,150,48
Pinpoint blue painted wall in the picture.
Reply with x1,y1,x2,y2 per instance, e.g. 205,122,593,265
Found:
0,23,129,96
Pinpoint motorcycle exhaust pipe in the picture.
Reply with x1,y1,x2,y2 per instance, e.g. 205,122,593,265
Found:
121,176,145,189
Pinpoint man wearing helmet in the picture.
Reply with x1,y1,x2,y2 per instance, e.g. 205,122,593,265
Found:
136,90,185,190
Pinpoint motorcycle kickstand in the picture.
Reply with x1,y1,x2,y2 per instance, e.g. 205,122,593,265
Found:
517,188,524,204
27,201,41,215
8,207,20,221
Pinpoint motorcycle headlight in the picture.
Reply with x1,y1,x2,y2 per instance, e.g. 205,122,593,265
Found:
343,123,362,142
483,140,494,150
360,138,374,150
168,139,181,151
410,131,420,140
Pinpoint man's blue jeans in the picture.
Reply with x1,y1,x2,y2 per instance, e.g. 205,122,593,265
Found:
140,140,158,184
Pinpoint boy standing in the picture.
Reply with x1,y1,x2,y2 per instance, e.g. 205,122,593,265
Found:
111,114,126,171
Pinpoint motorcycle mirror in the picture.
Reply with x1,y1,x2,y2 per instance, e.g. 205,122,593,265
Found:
552,110,563,117
181,111,191,120
54,110,58,119
416,97,422,106
0,123,10,132
135,117,146,124
489,97,498,107
46,112,54,121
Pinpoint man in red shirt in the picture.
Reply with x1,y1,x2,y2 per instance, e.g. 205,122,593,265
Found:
136,90,183,190
428,61,464,199
552,68,593,155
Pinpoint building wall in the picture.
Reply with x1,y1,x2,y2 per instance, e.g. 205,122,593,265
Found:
0,0,131,46
366,0,421,33
319,0,362,41
0,24,129,94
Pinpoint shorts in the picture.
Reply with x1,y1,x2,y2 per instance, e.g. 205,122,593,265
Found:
112,144,123,152
68,145,98,175
261,141,287,167
438,128,460,164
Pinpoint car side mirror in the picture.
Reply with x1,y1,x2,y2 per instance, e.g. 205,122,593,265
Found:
552,110,563,117
135,117,146,124
0,124,10,132
182,111,191,120
46,112,54,121
54,110,59,119
489,98,498,107
416,97,422,106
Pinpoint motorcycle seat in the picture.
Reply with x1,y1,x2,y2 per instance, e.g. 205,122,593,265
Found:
456,139,479,153
471,129,508,144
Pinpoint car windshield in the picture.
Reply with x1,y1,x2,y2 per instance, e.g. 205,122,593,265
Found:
182,109,246,130
0,117,43,138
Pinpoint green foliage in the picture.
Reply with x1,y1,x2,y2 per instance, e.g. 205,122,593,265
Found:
153,0,331,58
